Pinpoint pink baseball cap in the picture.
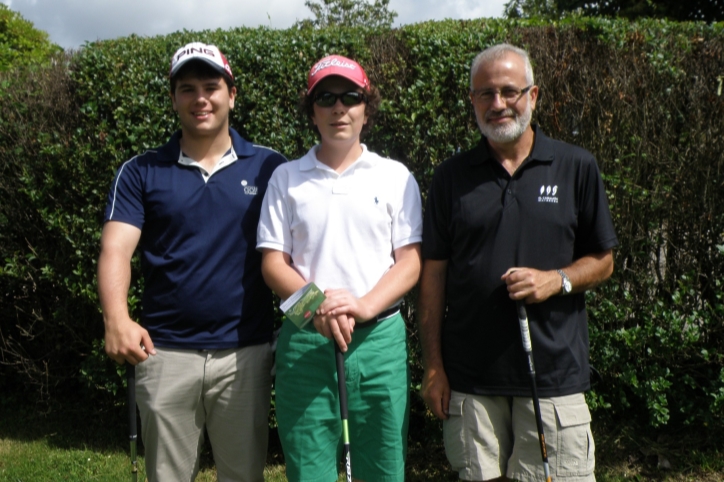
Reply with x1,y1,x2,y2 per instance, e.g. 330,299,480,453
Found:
307,55,370,94
169,42,234,80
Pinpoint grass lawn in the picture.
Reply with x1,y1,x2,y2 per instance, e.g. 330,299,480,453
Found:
1,393,723,481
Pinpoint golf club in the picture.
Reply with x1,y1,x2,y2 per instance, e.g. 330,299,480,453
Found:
516,300,552,482
334,342,352,482
127,363,138,482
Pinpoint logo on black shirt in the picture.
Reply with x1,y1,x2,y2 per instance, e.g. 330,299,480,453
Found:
538,185,558,203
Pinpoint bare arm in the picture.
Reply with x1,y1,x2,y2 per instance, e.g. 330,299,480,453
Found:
98,221,155,365
417,258,450,420
417,259,450,419
360,243,422,317
501,249,614,303
260,248,307,300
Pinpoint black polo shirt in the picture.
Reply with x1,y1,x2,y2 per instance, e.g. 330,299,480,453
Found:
422,126,618,397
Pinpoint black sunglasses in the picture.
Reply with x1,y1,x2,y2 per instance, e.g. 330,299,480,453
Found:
314,91,367,107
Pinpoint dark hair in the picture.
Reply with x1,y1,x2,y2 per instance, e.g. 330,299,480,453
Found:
170,59,235,94
299,83,381,139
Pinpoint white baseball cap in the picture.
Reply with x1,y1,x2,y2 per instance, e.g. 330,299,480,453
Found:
169,42,234,80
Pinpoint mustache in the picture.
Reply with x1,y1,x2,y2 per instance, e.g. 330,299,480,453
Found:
485,108,516,120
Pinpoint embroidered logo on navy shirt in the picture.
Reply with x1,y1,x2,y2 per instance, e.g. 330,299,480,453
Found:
538,185,558,203
241,180,258,195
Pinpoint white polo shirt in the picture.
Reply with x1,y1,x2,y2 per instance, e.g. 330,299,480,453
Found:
257,144,422,300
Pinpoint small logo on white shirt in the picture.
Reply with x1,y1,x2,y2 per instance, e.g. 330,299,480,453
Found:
241,180,258,195
538,185,559,203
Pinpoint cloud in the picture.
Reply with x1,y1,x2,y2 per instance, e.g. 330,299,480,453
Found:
391,0,506,25
2,0,506,49
4,0,310,48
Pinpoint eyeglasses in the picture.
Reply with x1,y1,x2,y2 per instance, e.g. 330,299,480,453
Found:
314,91,367,107
470,85,533,104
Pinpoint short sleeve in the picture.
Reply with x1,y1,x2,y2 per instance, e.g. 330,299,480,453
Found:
256,169,293,254
574,157,619,258
104,158,145,230
390,170,423,250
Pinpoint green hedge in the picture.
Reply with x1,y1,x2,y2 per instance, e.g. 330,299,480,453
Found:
1,18,723,431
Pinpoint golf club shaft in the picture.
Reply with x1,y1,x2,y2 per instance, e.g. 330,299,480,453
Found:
335,342,352,482
127,363,138,482
516,301,552,482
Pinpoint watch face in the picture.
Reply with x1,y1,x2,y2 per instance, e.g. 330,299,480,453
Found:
563,279,572,293
558,269,572,294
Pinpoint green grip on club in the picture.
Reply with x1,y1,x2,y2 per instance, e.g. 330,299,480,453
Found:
341,419,350,444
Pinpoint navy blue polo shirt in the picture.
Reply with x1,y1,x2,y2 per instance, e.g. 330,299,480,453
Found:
422,126,618,397
104,128,287,349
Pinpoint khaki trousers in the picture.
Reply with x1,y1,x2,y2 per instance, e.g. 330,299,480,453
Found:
135,344,273,482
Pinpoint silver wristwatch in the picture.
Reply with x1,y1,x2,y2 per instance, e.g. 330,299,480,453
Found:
557,269,572,295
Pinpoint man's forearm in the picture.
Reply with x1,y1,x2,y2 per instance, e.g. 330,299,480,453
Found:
359,243,421,318
98,221,141,325
260,249,307,300
98,247,134,325
564,249,614,294
502,249,615,303
417,259,448,370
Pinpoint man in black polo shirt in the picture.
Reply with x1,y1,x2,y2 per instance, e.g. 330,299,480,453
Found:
419,43,618,482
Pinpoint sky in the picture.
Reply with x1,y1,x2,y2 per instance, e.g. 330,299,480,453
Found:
3,0,507,50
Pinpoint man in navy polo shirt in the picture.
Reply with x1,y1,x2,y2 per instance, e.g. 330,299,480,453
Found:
97,42,286,482
419,44,618,481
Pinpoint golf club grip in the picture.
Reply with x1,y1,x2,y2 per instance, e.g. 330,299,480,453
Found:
516,301,534,355
334,343,349,419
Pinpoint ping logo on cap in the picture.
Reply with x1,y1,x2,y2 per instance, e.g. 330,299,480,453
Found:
170,42,233,80
175,46,217,62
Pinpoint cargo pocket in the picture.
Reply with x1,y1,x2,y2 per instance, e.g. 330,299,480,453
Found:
443,391,468,472
554,402,595,477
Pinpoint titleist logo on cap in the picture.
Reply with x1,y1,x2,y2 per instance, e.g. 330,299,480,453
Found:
310,58,358,77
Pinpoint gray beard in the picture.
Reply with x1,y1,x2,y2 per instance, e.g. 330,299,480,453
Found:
478,104,532,143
